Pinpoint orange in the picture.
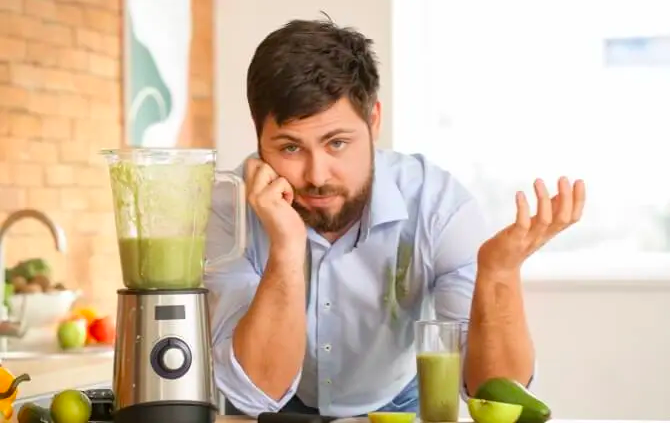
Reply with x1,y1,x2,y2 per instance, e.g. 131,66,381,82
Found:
70,306,100,326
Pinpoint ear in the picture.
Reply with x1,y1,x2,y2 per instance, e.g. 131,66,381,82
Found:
369,101,382,143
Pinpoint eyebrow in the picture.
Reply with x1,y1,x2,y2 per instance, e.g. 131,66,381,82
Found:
270,128,356,144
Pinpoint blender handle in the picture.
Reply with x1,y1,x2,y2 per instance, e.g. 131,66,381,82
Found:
208,170,247,266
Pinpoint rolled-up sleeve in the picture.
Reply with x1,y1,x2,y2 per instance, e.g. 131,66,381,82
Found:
204,181,301,417
430,197,537,401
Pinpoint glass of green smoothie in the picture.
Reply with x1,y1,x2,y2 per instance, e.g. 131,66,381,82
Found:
415,319,464,423
101,148,246,290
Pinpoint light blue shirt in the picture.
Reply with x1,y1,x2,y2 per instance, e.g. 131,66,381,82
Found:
205,149,531,418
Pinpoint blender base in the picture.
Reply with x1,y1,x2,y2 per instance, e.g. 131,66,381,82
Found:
113,288,218,423
113,401,216,423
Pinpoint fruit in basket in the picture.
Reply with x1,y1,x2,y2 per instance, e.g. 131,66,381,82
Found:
31,274,51,291
474,377,551,423
9,276,27,292
17,402,52,423
49,389,91,423
88,316,115,345
69,306,100,326
10,258,51,281
57,318,87,350
69,306,105,345
5,258,68,294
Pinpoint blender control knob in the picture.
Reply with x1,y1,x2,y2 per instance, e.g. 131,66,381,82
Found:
161,346,186,371
150,337,192,380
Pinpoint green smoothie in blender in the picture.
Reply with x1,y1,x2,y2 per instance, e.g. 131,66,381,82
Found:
106,152,215,290
118,236,206,289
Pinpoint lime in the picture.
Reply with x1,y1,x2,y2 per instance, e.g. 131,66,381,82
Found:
468,398,523,423
50,389,91,423
57,320,87,350
367,412,416,423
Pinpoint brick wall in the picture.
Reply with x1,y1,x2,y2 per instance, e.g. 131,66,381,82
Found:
180,0,214,149
0,0,214,317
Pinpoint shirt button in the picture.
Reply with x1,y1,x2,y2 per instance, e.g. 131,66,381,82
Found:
325,379,332,385
324,302,331,310
323,344,331,352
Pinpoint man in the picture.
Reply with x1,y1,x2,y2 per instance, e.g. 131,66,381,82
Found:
204,18,585,418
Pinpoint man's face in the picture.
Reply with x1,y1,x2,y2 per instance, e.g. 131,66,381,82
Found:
258,98,381,235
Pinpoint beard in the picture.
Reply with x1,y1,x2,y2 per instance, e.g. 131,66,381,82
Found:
292,163,374,234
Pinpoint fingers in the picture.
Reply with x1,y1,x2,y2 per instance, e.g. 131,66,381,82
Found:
253,177,294,211
504,176,585,258
533,179,552,228
243,158,262,197
550,176,573,230
262,177,295,205
244,158,278,200
571,179,586,223
243,158,262,185
529,176,584,242
251,163,279,196
244,158,295,210
512,190,531,235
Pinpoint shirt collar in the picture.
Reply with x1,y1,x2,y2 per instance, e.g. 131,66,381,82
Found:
358,151,409,242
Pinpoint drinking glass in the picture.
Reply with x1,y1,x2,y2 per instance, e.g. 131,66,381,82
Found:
415,319,464,423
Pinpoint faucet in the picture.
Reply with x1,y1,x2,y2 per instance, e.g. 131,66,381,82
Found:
0,210,67,345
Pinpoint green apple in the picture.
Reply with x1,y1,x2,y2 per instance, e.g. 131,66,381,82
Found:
57,319,87,350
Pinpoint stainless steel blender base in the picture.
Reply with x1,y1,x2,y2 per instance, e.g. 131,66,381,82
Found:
113,288,217,423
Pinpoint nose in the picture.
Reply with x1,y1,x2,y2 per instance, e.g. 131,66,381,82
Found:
304,152,329,187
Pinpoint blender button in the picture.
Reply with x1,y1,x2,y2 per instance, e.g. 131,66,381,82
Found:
150,337,192,380
161,346,186,371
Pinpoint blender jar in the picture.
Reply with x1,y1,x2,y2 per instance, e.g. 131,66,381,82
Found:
101,148,245,290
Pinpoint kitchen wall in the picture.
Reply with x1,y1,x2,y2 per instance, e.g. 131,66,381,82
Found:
0,0,214,316
524,280,670,420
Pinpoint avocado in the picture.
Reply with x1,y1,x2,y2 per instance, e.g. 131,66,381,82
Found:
17,402,52,423
474,377,551,423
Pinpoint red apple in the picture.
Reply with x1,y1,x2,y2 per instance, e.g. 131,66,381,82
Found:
88,316,115,345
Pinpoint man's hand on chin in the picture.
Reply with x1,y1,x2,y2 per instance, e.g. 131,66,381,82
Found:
465,177,586,393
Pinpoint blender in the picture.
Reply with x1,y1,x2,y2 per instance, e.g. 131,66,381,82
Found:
101,148,246,423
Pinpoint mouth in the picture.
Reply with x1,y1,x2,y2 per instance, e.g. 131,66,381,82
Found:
299,195,338,208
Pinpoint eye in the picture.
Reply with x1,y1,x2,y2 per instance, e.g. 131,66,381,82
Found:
281,144,300,154
329,139,347,150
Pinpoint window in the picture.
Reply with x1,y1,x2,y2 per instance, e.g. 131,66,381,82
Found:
392,0,670,280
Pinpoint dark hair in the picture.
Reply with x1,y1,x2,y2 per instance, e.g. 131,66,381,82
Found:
246,17,380,137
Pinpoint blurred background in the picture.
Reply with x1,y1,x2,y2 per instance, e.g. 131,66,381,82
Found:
0,0,668,420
